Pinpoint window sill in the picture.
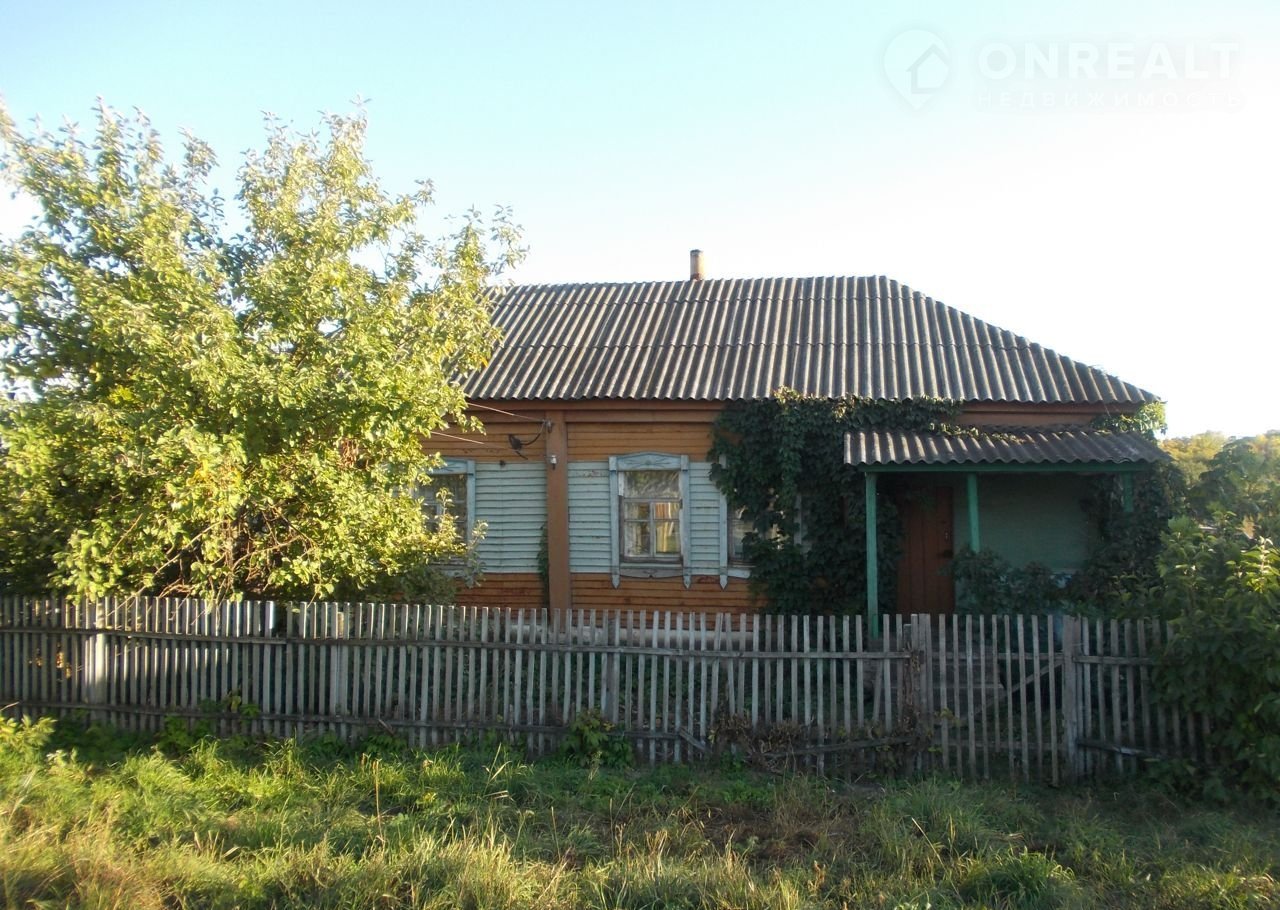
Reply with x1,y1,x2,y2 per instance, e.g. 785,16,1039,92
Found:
619,563,685,579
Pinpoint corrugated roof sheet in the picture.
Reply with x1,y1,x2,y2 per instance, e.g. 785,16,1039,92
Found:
463,276,1157,405
844,426,1167,467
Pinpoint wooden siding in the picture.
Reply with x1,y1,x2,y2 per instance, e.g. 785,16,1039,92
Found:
455,572,545,609
568,462,611,573
567,421,715,461
431,418,547,462
571,573,754,612
960,404,1098,428
474,461,545,572
688,462,724,574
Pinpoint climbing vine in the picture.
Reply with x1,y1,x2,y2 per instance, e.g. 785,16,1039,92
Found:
1067,403,1184,610
712,394,1180,618
709,390,965,616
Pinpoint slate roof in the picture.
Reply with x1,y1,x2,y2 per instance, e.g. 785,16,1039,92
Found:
845,426,1167,467
462,276,1157,405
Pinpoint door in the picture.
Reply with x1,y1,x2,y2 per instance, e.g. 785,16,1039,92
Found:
895,484,956,615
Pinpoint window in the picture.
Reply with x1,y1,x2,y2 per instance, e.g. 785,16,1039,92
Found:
621,469,682,560
726,505,781,565
728,506,753,563
608,453,690,587
420,459,475,542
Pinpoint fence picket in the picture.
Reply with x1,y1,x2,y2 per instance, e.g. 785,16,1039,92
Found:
0,598,1207,780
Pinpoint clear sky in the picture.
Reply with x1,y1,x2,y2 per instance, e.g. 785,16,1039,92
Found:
2,1,1277,437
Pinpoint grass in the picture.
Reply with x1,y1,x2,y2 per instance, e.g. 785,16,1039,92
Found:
1,715,1277,909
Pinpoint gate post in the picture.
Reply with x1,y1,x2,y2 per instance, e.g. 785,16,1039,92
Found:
905,615,934,772
1061,616,1081,781
86,599,110,724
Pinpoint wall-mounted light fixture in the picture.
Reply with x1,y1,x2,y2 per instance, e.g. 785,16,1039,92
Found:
548,453,558,468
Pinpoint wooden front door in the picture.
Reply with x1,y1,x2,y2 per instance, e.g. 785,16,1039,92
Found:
895,485,955,615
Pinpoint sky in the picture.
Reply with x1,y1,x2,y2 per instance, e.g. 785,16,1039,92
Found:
1,0,1277,437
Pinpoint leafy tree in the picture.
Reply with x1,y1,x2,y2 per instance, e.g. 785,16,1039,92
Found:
1139,434,1280,800
1162,431,1227,485
1193,431,1280,539
1152,518,1280,802
0,103,521,601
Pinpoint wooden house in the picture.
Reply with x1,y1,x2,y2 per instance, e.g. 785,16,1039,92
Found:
431,252,1164,618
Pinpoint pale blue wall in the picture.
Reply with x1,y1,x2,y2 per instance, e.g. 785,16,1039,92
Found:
474,461,546,572
952,473,1093,573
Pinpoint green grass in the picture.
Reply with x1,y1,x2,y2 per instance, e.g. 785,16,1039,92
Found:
2,715,1277,909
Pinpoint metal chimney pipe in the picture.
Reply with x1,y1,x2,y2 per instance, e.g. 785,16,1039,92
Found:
689,249,705,281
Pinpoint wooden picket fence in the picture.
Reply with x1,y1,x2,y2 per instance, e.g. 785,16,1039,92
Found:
0,596,1207,781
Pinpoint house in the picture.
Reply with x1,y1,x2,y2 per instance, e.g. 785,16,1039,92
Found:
431,251,1164,620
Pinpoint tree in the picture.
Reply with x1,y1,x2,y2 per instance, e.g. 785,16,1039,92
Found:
1162,431,1227,485
1192,431,1280,539
0,103,522,601
1145,434,1280,800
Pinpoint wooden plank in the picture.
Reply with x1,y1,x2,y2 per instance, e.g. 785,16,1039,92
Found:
841,616,851,741
1016,614,1029,779
1065,615,1079,780
1031,615,1043,780
966,614,977,777
648,612,659,765
609,611,621,726
979,614,990,779
1110,619,1123,773
1123,619,1136,759
998,614,1010,775
890,619,901,747
937,614,948,772
790,614,800,723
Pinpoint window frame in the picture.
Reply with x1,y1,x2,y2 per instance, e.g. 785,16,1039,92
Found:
727,505,755,565
608,453,690,588
717,485,794,588
422,457,476,543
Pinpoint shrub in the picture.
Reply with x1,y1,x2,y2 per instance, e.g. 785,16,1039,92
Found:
1153,519,1280,802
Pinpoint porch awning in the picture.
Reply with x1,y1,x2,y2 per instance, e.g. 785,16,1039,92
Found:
844,426,1166,469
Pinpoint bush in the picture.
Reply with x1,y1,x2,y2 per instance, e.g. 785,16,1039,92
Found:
1153,519,1280,802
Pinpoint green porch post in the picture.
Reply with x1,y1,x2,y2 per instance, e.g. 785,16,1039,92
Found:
1121,474,1135,513
967,473,981,551
865,472,880,638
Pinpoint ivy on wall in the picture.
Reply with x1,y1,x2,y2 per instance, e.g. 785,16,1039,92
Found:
1069,403,1183,610
709,390,965,616
711,395,1176,617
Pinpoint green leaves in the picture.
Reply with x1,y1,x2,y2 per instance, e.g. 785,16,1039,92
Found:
709,393,961,615
1151,519,1280,801
0,103,522,601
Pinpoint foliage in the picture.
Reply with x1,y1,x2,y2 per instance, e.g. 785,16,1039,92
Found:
1066,462,1186,612
1151,518,1280,803
710,391,964,615
0,102,522,601
1163,431,1228,485
2,719,1278,909
0,714,56,767
951,548,1078,615
1090,400,1168,436
1192,431,1280,540
557,709,632,770
536,522,550,608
